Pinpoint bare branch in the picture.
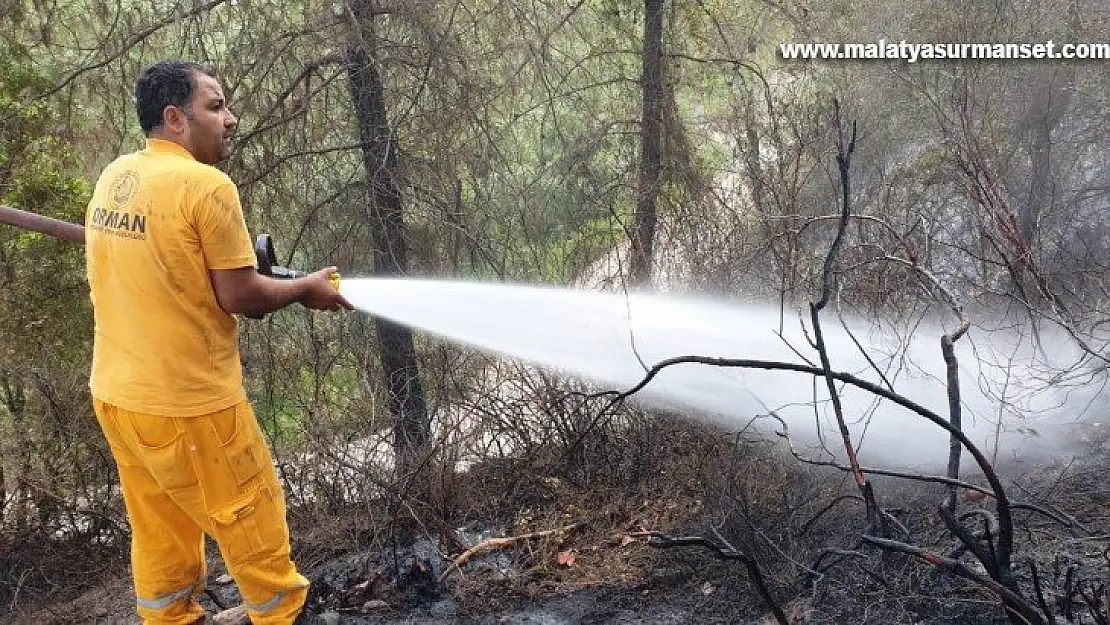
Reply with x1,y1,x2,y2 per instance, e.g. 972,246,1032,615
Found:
635,529,789,625
30,1,232,103
942,321,971,513
438,523,582,584
592,353,1017,576
862,535,1046,625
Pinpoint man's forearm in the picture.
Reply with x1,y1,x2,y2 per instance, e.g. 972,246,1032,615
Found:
238,275,310,317
210,267,308,317
210,266,345,316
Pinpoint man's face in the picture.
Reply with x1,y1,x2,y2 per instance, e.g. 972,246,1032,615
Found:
181,72,237,165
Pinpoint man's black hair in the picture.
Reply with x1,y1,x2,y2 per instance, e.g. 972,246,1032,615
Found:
134,60,217,134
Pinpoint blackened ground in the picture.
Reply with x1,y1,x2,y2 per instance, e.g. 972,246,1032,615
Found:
9,423,1108,625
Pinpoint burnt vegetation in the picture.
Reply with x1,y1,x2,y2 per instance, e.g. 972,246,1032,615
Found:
1,0,1108,623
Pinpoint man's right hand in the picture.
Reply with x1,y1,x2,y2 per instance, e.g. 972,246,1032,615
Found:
298,267,353,312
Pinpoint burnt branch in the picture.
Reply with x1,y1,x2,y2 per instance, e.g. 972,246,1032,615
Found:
588,352,1017,563
810,102,885,535
862,535,1047,625
637,529,789,625
809,546,865,581
942,322,971,513
798,495,862,536
767,411,996,500
1077,581,1108,625
1028,560,1057,625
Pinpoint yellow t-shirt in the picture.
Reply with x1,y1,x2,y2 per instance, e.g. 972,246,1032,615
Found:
86,138,256,416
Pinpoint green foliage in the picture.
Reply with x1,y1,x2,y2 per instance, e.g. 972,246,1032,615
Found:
544,212,628,281
249,357,363,443
0,22,101,566
0,38,91,370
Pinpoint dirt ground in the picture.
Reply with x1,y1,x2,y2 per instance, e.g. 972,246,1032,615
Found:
9,425,1108,625
3,510,1044,625
12,541,770,624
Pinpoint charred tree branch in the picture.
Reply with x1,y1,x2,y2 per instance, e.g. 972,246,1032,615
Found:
638,529,789,625
811,102,885,534
862,535,1046,625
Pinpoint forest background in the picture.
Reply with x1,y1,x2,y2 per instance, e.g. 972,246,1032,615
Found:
0,0,1107,623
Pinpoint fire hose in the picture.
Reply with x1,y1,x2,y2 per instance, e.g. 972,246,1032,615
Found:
0,204,85,245
0,204,331,316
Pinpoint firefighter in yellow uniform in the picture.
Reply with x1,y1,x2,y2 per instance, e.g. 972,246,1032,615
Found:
85,60,352,624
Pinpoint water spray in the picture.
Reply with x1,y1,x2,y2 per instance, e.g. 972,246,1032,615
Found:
336,278,1095,468
2,205,1092,468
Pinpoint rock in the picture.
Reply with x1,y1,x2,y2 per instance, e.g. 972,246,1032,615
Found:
214,574,235,585
210,605,249,625
648,567,685,584
362,599,389,611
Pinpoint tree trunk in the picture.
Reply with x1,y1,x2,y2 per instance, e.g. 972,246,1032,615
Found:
344,2,430,493
629,0,664,287
1011,2,1076,304
1,372,30,529
1018,67,1071,268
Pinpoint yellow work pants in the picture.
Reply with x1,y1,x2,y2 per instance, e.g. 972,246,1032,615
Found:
94,399,309,625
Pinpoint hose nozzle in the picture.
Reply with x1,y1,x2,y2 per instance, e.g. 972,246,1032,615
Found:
254,234,305,279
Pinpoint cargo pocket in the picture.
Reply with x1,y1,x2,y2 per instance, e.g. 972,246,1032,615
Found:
130,414,197,491
211,486,281,561
216,404,264,487
209,404,285,562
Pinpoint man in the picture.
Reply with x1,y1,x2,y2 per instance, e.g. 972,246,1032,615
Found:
85,60,351,624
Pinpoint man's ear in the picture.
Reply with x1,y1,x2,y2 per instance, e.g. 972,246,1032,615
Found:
162,104,188,134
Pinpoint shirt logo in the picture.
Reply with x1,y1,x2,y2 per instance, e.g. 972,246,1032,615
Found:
92,170,147,240
109,170,140,209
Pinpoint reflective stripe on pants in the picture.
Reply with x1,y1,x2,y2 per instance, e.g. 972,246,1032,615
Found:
136,580,203,612
94,399,309,625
